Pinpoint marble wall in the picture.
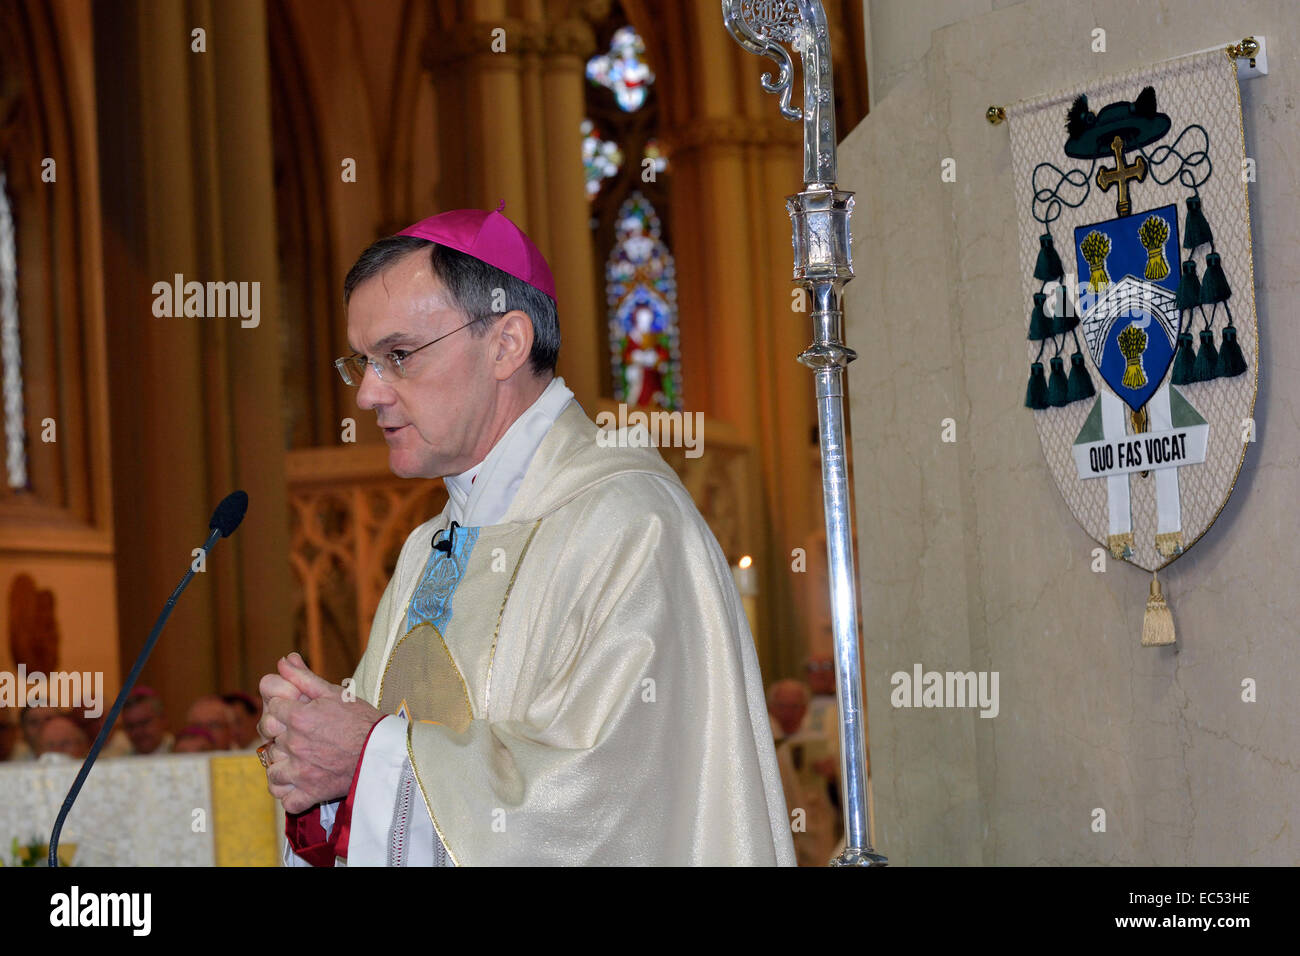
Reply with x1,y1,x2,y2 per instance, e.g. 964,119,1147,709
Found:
843,0,1299,864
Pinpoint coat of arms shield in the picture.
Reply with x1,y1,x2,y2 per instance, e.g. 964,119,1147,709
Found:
1005,50,1259,642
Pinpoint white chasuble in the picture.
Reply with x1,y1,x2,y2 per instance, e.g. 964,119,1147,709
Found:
340,400,794,866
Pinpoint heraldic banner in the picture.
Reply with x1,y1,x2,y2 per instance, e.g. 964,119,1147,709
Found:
1005,49,1258,643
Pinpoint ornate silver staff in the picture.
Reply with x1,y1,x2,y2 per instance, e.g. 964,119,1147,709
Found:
722,0,885,866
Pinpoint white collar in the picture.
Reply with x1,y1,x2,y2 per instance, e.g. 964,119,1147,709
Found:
443,376,574,527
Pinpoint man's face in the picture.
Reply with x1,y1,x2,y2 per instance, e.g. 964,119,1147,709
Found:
185,699,233,750
348,251,497,479
227,702,260,748
123,702,166,754
20,707,55,750
770,688,808,736
37,717,89,759
806,656,836,696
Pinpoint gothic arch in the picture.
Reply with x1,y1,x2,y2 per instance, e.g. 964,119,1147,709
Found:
0,0,112,548
269,0,345,449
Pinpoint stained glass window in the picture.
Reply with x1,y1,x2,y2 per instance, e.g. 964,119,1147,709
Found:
0,169,26,490
581,118,623,201
642,139,668,177
606,192,681,410
586,26,654,113
584,8,678,408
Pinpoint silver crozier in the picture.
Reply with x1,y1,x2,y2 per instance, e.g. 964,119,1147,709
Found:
722,0,885,867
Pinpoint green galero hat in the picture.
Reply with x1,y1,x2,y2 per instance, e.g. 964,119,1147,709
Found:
1064,86,1171,159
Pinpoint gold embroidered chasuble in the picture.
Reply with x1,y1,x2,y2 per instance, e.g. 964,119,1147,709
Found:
351,403,795,865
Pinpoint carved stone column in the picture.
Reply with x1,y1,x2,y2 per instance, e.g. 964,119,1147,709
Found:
540,17,601,407
96,0,294,720
425,16,531,215
424,8,602,408
648,0,819,679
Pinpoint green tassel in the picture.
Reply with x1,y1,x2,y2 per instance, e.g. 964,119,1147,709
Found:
1176,260,1201,311
1170,331,1196,385
1183,195,1213,250
1199,252,1231,304
1216,324,1248,378
1066,351,1095,401
1034,234,1065,282
1027,292,1054,340
1051,285,1079,336
1047,356,1069,407
1025,362,1049,409
1193,329,1219,382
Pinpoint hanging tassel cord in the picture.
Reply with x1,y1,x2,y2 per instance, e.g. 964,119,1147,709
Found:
1025,339,1050,410
1042,278,1063,355
1141,569,1176,647
1216,301,1249,377
1182,190,1214,251
1045,275,1060,356
1171,308,1197,386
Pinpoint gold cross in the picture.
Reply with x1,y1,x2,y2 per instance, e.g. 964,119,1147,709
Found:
1095,135,1147,217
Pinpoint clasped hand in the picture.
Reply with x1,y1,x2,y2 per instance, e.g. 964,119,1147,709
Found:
257,653,382,815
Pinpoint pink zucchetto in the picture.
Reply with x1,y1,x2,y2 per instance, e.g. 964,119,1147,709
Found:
398,201,556,302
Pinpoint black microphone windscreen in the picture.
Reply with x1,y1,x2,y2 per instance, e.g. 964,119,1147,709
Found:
209,490,249,537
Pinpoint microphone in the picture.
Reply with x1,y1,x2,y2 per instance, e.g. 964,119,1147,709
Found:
210,490,248,537
48,490,250,867
433,520,460,554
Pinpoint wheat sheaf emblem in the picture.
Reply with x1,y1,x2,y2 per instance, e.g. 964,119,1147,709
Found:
1080,230,1111,293
1118,324,1149,389
1139,215,1171,281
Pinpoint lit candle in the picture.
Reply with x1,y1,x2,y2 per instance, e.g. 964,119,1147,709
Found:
733,555,758,597
732,555,759,636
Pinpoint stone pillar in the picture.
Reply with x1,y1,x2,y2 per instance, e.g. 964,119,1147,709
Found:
540,17,601,407
424,6,602,408
518,25,552,254
96,0,294,722
657,1,819,679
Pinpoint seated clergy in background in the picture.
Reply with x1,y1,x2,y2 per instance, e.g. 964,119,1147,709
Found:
767,678,810,743
257,205,793,866
79,710,132,759
223,692,262,749
122,687,173,755
185,695,234,751
35,715,90,761
1,708,27,761
803,654,842,778
769,675,840,866
766,679,809,850
16,706,57,761
173,725,217,754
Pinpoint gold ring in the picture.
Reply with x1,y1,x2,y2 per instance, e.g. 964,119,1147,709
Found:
257,742,273,768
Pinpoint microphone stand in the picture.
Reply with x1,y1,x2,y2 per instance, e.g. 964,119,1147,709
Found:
49,491,245,867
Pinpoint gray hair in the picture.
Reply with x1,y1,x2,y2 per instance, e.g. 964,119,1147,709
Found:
343,235,560,376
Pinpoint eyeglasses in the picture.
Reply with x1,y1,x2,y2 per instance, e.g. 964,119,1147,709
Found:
334,315,489,386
